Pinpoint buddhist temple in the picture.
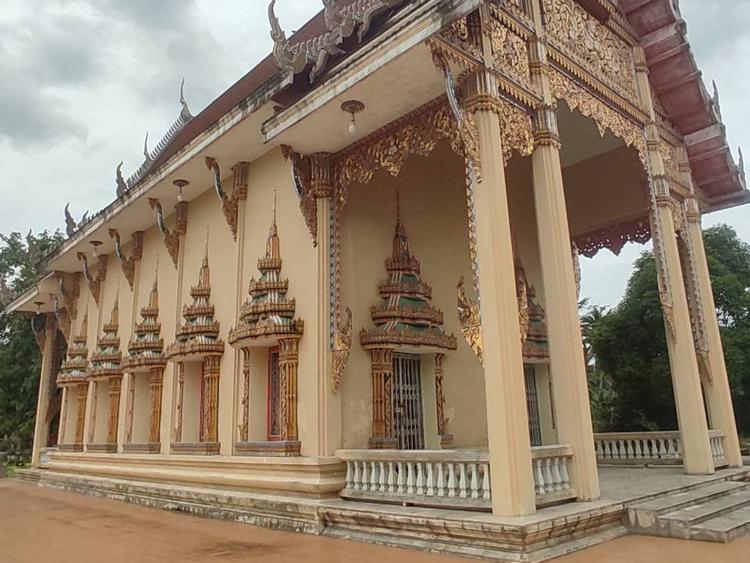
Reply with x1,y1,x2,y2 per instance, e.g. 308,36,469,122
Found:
7,0,750,558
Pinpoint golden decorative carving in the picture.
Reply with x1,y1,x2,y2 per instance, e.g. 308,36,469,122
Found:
205,157,248,241
175,362,185,443
515,258,530,344
434,353,451,445
335,94,532,190
368,347,396,449
332,306,352,393
75,385,87,445
457,277,483,362
106,379,121,444
108,229,144,290
278,336,300,442
649,178,677,342
149,368,164,443
77,253,108,306
484,13,532,91
438,16,482,61
573,216,652,258
543,0,638,103
239,350,250,442
200,355,220,443
149,199,188,269
335,98,458,187
548,70,647,163
282,148,334,247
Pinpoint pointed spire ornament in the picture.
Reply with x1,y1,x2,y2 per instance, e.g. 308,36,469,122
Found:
64,203,76,237
712,80,723,122
361,192,457,352
739,147,746,186
179,78,193,120
229,191,304,346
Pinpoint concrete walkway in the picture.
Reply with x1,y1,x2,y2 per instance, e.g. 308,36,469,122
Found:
1,479,748,562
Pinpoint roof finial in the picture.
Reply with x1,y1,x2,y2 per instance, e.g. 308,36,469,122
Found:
739,147,746,186
116,161,127,198
712,80,723,121
273,188,278,225
179,78,193,120
64,203,76,237
143,132,151,162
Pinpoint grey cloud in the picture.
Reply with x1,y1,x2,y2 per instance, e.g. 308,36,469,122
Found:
681,2,750,62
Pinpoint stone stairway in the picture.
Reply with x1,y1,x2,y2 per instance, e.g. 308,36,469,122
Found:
627,479,750,543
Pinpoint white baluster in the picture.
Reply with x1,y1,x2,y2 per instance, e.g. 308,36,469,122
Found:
379,461,387,493
458,463,468,498
387,461,395,493
436,462,446,497
534,459,545,496
559,457,571,492
481,463,491,500
416,462,425,496
544,458,554,495
361,461,369,491
345,461,353,489
635,438,643,459
448,463,457,497
551,456,563,492
596,440,603,460
396,462,406,494
407,462,415,495
426,462,435,496
470,463,479,499
370,461,379,492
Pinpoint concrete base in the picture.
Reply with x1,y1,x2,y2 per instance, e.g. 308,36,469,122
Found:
46,451,346,497
16,465,750,562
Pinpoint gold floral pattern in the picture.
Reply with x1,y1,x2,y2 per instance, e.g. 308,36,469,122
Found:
543,0,638,103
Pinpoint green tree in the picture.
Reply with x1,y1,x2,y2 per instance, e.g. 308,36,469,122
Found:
588,224,750,435
0,230,64,455
580,302,617,431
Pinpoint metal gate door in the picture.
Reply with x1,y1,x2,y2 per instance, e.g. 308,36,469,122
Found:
524,366,542,447
393,354,425,450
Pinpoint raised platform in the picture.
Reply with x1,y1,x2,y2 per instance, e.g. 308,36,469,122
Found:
16,464,750,562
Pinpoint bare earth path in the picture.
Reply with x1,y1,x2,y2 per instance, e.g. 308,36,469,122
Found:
1,479,748,563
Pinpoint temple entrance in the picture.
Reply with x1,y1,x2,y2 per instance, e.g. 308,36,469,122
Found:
267,348,281,441
525,367,543,447
393,353,425,450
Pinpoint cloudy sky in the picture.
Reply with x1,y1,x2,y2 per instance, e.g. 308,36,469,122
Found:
0,0,747,308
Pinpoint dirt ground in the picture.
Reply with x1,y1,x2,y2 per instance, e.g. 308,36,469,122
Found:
1,479,749,563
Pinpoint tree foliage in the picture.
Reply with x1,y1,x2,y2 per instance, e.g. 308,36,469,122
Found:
587,225,750,435
0,230,64,454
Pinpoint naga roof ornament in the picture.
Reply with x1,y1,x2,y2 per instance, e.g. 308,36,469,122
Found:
361,192,457,353
269,0,407,83
63,204,90,238
116,81,196,198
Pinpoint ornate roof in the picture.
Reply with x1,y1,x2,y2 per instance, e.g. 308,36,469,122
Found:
89,300,123,379
166,250,225,360
122,279,167,371
229,195,304,347
57,314,89,386
360,195,456,352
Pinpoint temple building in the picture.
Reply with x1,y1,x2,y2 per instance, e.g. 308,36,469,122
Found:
8,0,750,559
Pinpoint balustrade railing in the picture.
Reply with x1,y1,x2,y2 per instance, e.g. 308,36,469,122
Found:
595,431,682,465
709,430,727,468
336,445,575,510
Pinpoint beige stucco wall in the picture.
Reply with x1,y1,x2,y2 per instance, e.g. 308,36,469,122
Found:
339,141,486,449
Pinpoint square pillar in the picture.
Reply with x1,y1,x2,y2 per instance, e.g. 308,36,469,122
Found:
466,71,536,516
531,107,600,500
651,181,714,474
684,198,743,466
30,313,58,467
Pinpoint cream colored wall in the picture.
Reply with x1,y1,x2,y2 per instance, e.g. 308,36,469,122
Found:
61,387,77,444
239,148,319,453
130,373,152,443
339,141,486,449
247,348,270,442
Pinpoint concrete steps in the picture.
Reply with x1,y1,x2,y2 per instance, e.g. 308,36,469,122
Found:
627,479,750,543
